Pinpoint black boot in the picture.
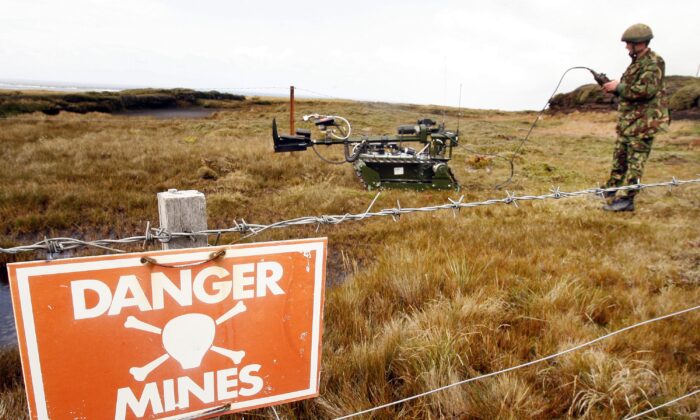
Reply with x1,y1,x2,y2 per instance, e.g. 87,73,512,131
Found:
602,197,635,212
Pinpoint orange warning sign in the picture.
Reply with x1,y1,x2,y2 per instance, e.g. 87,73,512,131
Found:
8,238,326,420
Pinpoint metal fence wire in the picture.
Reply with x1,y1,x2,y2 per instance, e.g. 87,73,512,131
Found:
1,177,699,417
1,177,699,256
333,304,700,419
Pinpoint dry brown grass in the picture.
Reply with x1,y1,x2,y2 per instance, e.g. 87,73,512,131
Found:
0,346,26,420
1,98,699,419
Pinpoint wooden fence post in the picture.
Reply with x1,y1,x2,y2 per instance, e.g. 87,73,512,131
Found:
157,189,208,250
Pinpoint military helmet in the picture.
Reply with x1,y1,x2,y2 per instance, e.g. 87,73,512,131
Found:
621,23,653,43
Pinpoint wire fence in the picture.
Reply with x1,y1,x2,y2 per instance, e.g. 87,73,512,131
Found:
4,82,699,418
335,304,700,419
1,177,699,257
1,177,699,418
624,388,700,419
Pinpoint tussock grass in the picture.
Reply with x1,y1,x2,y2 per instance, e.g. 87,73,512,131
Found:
1,98,699,418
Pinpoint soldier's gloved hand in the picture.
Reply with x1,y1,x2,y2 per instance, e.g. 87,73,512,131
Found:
603,80,619,93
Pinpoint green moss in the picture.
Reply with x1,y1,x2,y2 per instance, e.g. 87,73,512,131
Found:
669,82,700,111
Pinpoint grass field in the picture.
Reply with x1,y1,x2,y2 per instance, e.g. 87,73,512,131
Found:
1,97,699,419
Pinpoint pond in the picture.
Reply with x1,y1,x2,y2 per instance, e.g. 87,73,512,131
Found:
0,281,16,347
112,107,218,119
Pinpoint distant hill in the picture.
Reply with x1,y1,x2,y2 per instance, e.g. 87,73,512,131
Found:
0,88,245,117
548,75,700,120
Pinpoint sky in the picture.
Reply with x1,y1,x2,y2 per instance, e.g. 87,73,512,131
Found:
0,0,698,110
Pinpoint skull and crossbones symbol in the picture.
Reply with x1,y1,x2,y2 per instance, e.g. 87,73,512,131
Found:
124,301,247,381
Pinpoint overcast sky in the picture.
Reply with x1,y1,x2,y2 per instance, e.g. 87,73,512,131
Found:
1,0,698,110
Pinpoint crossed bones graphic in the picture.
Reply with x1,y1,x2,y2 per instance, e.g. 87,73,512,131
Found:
125,301,248,381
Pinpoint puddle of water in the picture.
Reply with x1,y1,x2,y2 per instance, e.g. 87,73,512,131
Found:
0,282,17,347
113,107,218,119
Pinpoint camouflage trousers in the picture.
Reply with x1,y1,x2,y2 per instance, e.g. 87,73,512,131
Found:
605,135,654,198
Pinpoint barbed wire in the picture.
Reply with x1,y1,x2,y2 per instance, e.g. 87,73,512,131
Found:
1,177,698,256
624,388,700,419
294,87,345,100
334,304,700,419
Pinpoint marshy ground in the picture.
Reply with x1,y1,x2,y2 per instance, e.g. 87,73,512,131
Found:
0,96,699,418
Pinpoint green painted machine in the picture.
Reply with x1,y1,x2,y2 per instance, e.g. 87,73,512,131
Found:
272,114,460,190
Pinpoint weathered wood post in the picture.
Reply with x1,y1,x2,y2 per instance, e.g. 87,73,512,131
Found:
157,189,208,250
156,189,223,419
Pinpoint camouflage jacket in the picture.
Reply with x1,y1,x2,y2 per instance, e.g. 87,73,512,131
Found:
615,49,670,138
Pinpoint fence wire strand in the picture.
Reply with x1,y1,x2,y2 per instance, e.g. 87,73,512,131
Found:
334,304,700,419
624,388,700,419
4,83,699,418
1,177,699,256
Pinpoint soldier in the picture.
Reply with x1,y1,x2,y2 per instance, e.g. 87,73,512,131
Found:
601,23,670,212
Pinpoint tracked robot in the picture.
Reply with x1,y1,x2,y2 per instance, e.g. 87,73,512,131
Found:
272,114,459,190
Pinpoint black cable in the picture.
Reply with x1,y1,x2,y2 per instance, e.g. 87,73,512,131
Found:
343,139,367,163
494,66,594,189
311,144,347,165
